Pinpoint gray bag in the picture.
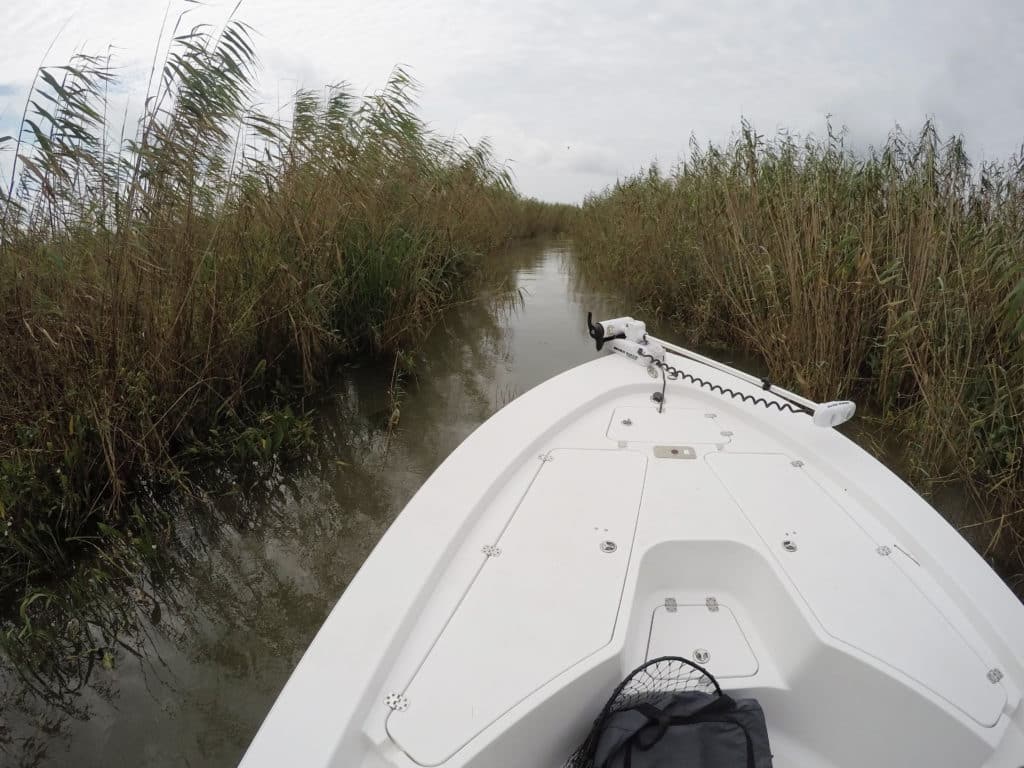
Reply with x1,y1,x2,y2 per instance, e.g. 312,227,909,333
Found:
564,656,773,768
592,690,773,767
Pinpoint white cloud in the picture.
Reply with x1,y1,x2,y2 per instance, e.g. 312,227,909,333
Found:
1,0,1022,202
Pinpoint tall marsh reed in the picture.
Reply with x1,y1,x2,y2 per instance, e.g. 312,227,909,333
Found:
0,13,567,677
574,123,1024,589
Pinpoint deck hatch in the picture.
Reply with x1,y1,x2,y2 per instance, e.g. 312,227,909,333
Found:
707,452,1006,727
387,449,646,765
647,601,759,678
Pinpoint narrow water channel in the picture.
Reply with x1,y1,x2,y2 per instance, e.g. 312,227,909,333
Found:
2,237,991,767
3,238,633,767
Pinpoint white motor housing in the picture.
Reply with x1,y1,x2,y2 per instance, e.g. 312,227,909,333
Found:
587,314,665,367
812,400,857,428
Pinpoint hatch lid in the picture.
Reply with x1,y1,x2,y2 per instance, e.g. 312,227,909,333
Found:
708,452,1006,727
647,601,759,678
387,449,646,765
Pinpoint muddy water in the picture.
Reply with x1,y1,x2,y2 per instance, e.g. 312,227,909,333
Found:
2,237,989,767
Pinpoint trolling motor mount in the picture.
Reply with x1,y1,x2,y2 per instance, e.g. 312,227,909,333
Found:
586,313,666,364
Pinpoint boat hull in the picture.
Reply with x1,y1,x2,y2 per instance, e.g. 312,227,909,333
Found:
241,351,1024,767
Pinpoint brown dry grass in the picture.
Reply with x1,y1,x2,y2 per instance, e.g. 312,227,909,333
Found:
574,122,1024,590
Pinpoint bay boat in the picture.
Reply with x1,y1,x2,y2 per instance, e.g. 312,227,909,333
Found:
241,315,1024,767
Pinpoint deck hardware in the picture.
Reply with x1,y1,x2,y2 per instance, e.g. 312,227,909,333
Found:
704,413,717,419
720,430,733,437
705,597,720,612
621,418,633,426
599,540,618,554
693,648,711,664
651,391,664,404
481,545,502,558
790,459,804,467
538,453,553,462
876,545,892,556
664,597,677,613
653,445,697,460
646,365,659,379
782,538,798,552
385,693,409,712
987,668,1004,684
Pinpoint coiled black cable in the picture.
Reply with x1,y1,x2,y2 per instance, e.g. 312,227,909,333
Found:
637,348,810,416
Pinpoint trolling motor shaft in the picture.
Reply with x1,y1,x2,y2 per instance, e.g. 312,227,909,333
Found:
586,313,856,428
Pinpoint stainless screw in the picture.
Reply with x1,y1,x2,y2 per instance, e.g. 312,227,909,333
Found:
782,539,798,552
721,430,733,437
693,649,710,664
621,418,633,426
599,540,618,553
791,460,804,467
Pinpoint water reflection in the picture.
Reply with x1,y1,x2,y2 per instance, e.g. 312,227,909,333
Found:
0,238,622,767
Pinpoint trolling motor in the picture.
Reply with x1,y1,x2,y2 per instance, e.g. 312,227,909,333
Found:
586,312,666,364
587,313,856,428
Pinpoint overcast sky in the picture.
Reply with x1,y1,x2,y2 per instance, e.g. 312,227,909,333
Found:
1,0,1022,202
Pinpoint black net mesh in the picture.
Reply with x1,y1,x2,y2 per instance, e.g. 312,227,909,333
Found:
563,656,722,768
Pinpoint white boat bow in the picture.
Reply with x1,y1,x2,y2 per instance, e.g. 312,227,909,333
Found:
241,316,1024,768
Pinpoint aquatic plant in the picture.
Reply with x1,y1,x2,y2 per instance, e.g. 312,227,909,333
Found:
573,121,1024,589
0,10,567,676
